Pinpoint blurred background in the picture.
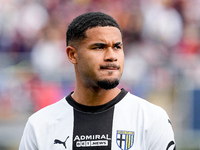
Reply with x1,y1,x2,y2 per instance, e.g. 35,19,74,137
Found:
0,0,200,149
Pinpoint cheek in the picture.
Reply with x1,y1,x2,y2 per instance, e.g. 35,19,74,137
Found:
119,52,124,66
77,54,98,76
78,51,101,68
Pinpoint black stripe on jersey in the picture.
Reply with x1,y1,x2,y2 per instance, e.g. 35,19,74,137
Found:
73,106,114,149
65,89,128,150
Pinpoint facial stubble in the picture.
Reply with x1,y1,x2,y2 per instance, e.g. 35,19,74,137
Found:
97,78,119,90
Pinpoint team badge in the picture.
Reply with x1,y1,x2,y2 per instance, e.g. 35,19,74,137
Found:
116,130,134,150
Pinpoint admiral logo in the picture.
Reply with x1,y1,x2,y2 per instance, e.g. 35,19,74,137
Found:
74,134,111,147
116,130,134,150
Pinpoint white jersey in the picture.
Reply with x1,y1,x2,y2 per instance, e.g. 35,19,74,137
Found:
19,89,176,150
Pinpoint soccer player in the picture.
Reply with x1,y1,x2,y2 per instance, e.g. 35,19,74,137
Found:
19,12,176,150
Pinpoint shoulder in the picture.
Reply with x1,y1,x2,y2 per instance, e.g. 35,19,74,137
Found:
120,92,170,123
122,92,167,114
122,92,175,148
28,97,72,124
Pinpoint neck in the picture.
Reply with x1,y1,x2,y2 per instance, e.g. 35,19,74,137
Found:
72,84,121,106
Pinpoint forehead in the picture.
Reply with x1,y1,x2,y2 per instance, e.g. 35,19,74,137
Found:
83,26,122,44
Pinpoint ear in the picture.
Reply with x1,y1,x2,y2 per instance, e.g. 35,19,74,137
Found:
66,46,78,64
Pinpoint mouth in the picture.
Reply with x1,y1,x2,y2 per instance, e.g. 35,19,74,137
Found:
100,64,120,70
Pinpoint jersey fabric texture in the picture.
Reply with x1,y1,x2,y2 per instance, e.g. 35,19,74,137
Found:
19,89,176,150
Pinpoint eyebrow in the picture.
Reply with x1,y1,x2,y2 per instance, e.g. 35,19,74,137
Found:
92,43,106,47
92,42,122,47
114,42,123,47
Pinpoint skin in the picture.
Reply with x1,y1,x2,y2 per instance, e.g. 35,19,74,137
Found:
66,26,124,106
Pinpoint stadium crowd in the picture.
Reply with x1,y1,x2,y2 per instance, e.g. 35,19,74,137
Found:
0,0,200,149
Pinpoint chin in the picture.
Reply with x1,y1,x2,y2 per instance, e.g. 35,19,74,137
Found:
97,78,120,90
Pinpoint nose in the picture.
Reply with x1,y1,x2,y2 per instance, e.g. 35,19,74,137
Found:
104,47,117,62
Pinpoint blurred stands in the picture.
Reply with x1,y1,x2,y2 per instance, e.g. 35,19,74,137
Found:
0,0,200,149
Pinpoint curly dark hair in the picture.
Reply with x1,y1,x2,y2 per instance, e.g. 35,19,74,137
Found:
66,12,122,46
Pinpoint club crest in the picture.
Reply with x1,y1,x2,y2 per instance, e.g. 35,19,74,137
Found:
116,130,134,150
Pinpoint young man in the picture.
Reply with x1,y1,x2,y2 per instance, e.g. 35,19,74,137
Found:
19,12,176,150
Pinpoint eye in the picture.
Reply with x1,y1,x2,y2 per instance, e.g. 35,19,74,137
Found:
114,45,122,50
113,42,122,50
91,44,105,50
93,45,104,49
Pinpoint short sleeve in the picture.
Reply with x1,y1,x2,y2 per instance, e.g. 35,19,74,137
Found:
145,107,176,150
19,118,38,150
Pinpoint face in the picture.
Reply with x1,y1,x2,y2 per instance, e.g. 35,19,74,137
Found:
74,26,124,90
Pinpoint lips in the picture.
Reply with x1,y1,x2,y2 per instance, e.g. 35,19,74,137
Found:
100,64,120,70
